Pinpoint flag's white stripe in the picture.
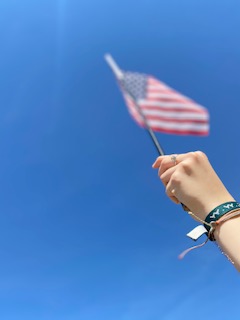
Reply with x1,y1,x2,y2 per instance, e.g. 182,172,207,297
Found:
129,106,208,130
139,99,206,111
147,85,198,102
142,109,208,120
147,119,209,131
148,78,167,86
127,101,208,132
147,93,191,101
126,96,208,121
148,78,182,93
147,84,170,91
128,101,208,128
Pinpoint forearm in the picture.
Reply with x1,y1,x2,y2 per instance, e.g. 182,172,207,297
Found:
214,216,240,272
153,152,240,270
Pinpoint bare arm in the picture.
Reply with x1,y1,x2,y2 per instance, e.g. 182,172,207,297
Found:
152,151,240,271
214,217,240,271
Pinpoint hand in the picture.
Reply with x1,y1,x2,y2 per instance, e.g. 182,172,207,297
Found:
152,151,234,220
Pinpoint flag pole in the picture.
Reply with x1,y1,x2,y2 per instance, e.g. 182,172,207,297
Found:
105,54,165,156
105,54,190,212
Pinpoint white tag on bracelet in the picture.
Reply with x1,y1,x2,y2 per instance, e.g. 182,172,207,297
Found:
187,225,208,241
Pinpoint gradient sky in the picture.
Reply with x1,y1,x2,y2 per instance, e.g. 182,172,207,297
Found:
0,0,240,319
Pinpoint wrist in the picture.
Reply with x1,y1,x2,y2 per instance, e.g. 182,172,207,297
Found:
191,194,235,221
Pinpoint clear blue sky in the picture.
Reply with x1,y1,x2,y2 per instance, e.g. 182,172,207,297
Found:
0,0,239,319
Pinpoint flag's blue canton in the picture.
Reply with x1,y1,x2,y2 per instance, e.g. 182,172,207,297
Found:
122,72,147,100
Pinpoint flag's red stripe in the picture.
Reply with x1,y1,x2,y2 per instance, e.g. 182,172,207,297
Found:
148,78,165,86
134,120,209,135
122,75,209,136
140,104,208,115
128,106,208,130
144,115,208,124
126,98,208,117
146,96,193,104
128,109,208,133
126,102,208,126
147,88,181,94
150,126,209,136
147,88,171,93
147,81,197,102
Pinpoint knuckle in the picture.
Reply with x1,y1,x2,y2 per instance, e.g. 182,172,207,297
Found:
181,151,208,169
193,151,208,161
159,173,165,181
178,161,192,174
165,185,172,196
195,151,207,158
170,171,181,185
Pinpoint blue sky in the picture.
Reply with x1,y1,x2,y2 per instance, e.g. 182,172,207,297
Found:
0,0,240,319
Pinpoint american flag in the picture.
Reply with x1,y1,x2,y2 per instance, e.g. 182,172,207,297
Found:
119,71,209,136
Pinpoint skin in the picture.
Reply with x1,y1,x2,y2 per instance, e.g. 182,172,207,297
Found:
152,151,240,271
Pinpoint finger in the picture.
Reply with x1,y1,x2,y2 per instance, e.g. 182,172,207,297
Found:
165,186,180,204
152,156,165,168
153,152,199,169
153,153,179,169
152,154,178,168
157,152,200,175
159,166,176,186
158,154,178,177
